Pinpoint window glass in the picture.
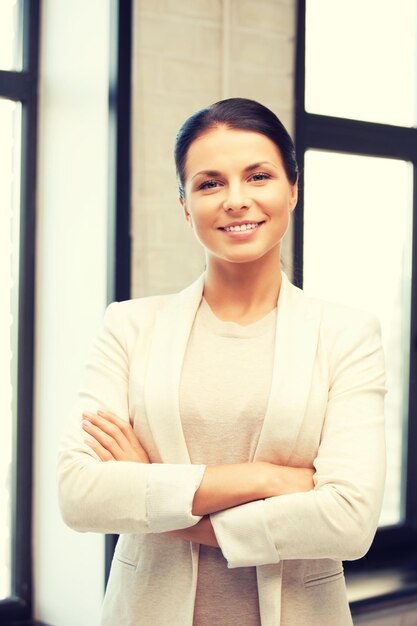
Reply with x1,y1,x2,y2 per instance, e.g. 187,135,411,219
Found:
0,98,21,600
303,149,413,527
0,0,22,71
305,0,417,127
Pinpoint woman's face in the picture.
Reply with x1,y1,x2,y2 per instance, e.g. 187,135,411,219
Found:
180,126,298,266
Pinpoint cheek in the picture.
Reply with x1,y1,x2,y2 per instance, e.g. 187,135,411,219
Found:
193,215,214,236
261,192,289,214
189,198,217,223
185,209,210,238
273,189,296,212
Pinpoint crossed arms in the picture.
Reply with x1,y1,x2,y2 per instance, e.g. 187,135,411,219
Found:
81,409,315,548
58,301,386,567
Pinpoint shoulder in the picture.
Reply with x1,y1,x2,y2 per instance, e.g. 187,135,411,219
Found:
296,291,384,382
284,275,381,337
103,273,206,333
287,288,386,395
104,292,178,330
285,278,383,356
96,293,182,358
314,296,381,338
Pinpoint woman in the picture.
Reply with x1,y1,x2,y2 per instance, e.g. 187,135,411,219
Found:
58,98,386,626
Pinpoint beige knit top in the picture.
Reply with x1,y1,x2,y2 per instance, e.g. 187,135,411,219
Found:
179,297,277,626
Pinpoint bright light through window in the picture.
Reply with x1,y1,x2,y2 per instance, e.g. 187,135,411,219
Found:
0,98,21,600
0,0,21,71
305,0,417,127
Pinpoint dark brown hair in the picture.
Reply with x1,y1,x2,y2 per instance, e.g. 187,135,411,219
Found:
174,97,298,200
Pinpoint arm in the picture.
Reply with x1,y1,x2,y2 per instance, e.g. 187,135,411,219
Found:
83,410,315,546
209,314,386,567
191,462,314,516
60,302,314,537
168,464,314,547
58,302,206,535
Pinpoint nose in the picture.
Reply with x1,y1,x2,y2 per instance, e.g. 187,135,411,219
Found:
222,183,252,212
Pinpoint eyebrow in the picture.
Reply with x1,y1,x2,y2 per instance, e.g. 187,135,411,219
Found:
191,161,278,181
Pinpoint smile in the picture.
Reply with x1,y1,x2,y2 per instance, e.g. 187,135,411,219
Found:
219,221,265,232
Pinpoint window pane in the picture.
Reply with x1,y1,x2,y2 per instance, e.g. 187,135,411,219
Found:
0,99,21,600
0,0,22,71
305,0,417,127
303,150,413,527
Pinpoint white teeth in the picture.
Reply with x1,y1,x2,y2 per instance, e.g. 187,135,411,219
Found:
224,223,259,232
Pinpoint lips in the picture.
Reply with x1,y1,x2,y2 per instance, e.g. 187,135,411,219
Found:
218,220,265,232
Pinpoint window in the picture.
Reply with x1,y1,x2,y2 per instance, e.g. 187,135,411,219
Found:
304,0,417,127
0,1,40,622
295,0,417,595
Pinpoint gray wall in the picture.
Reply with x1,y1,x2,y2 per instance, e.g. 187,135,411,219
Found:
131,0,296,296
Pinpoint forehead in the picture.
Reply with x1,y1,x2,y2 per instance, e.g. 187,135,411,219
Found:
184,127,283,177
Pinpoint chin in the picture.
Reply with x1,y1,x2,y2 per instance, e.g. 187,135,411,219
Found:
218,250,277,265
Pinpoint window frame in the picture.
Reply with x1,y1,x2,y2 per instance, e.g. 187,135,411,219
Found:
104,0,133,586
0,1,40,623
295,0,417,609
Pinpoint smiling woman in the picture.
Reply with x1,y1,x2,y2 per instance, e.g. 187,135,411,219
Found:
58,98,386,626
179,126,297,276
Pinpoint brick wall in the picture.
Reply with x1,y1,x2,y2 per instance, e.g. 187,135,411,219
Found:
131,0,297,296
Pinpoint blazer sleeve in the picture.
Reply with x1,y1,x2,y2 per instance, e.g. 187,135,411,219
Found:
210,313,386,568
57,301,206,535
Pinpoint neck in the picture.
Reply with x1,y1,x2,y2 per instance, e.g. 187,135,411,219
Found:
203,247,282,324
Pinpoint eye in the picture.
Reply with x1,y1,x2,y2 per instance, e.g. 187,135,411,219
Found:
248,172,272,183
199,179,222,190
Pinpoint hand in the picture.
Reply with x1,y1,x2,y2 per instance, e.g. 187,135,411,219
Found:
82,410,150,463
166,516,219,548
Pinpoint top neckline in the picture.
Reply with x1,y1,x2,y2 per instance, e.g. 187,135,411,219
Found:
198,297,277,338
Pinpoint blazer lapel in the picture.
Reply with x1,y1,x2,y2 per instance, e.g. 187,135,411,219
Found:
144,271,321,466
254,273,322,465
144,273,206,463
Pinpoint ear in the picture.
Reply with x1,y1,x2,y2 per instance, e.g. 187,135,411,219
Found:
289,180,298,213
180,197,193,227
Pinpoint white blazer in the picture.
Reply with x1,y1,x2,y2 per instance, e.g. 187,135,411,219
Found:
58,272,386,626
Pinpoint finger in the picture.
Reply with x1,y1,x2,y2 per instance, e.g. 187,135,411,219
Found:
82,419,124,460
83,412,131,452
83,410,151,463
82,414,149,462
84,437,115,462
95,410,147,454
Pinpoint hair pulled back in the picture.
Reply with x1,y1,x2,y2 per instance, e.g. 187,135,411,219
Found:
174,97,298,201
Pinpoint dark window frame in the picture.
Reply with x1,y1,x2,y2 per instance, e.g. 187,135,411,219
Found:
105,0,133,586
0,1,40,624
295,0,417,613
